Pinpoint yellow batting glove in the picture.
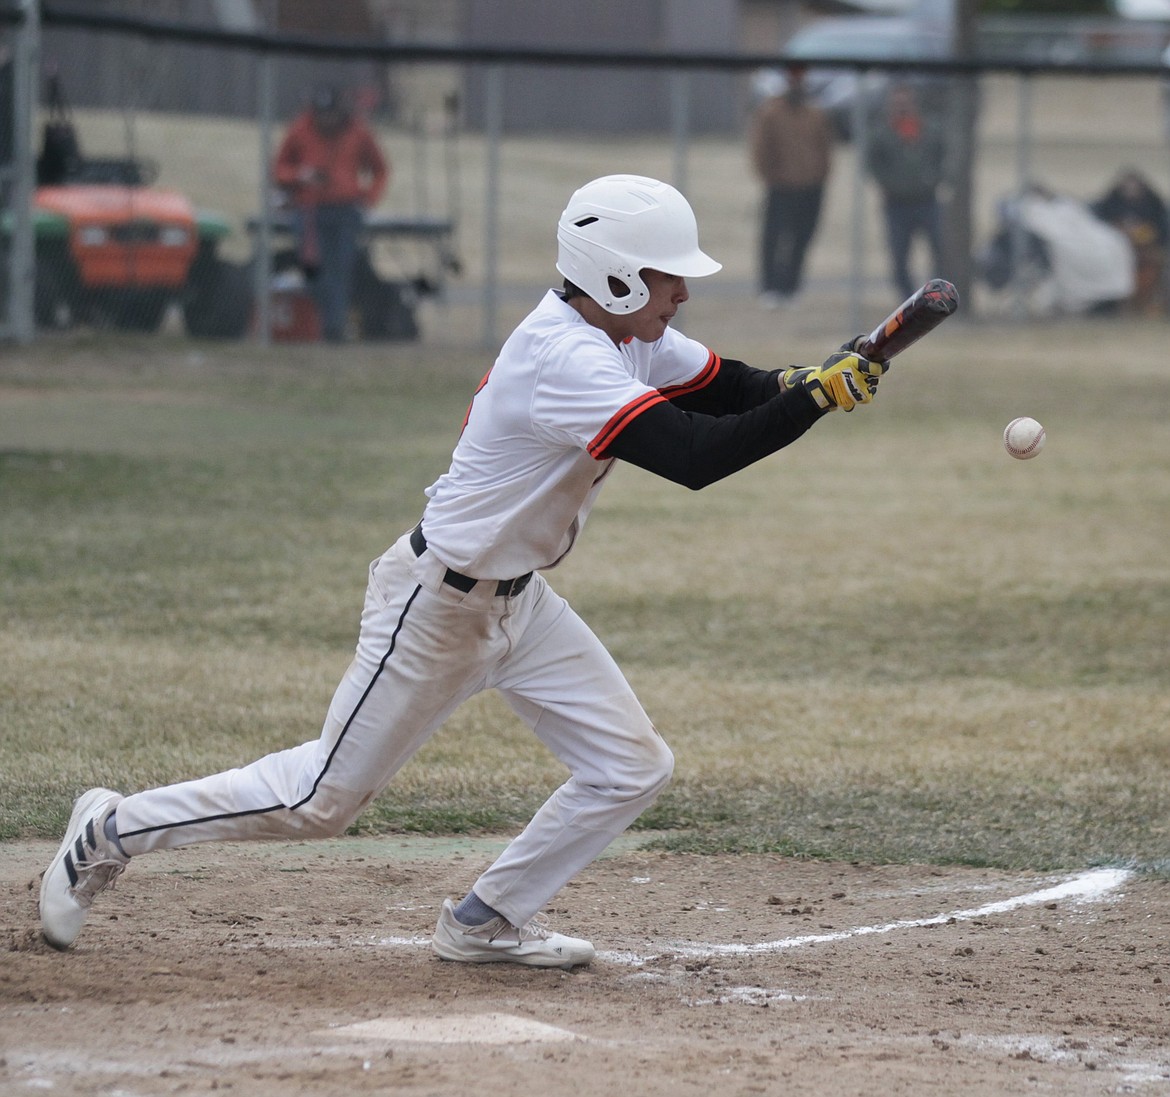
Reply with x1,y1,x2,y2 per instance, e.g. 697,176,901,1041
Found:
783,352,886,412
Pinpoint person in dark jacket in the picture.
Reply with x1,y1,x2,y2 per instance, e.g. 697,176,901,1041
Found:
867,82,947,300
1091,168,1169,317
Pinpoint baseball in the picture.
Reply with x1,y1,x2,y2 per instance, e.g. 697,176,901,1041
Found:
1003,416,1046,460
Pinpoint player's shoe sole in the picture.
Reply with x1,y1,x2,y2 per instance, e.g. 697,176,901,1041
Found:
431,898,594,969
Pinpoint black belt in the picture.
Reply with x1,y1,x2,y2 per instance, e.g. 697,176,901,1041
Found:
410,525,533,598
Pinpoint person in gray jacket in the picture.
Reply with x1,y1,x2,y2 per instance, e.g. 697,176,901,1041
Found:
867,82,946,299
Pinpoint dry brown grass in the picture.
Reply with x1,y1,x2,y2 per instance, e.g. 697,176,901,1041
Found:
6,72,1169,867
2,309,1167,868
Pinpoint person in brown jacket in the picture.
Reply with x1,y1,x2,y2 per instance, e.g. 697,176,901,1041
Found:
749,66,834,307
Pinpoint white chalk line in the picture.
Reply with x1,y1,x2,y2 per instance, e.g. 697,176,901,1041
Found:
240,867,1131,967
604,866,1131,965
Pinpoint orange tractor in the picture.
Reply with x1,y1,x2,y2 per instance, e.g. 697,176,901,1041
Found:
29,79,252,337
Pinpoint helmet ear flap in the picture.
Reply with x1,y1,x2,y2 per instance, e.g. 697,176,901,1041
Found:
557,232,647,313
604,270,648,312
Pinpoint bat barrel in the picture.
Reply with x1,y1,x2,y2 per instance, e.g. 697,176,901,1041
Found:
859,278,958,361
917,278,960,316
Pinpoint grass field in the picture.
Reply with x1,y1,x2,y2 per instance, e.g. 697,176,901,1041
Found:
6,73,1170,871
2,300,1168,871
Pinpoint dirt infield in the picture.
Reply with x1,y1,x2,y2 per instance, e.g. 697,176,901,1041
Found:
3,838,1168,1096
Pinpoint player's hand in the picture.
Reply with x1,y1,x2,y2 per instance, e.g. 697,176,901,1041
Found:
837,336,890,397
781,351,886,413
838,337,890,392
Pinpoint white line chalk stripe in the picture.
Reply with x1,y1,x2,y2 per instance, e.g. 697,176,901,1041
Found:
285,868,1131,964
602,867,1132,964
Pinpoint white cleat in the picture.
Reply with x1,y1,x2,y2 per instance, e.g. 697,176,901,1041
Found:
431,898,595,969
39,787,128,950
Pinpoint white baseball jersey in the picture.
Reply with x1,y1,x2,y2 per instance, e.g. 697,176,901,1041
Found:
421,289,714,578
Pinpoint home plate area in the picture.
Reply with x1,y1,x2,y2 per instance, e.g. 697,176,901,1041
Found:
324,1012,579,1045
3,842,1169,1096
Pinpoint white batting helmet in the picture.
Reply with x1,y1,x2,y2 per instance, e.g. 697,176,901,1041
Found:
556,175,722,315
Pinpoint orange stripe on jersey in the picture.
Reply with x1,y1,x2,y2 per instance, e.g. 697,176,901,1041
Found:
659,349,720,400
588,390,666,458
460,367,494,433
587,351,718,459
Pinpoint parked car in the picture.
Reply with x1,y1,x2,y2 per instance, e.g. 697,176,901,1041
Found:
779,16,951,140
779,7,1170,139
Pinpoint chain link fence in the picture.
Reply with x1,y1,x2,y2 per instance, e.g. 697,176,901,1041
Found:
0,20,13,337
3,3,1170,347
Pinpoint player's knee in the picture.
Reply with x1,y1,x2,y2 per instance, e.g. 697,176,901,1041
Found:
629,737,674,802
291,789,369,839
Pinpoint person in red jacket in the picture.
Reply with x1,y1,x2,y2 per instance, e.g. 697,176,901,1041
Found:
274,84,390,342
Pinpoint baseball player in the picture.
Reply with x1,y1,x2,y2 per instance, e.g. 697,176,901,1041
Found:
39,174,886,969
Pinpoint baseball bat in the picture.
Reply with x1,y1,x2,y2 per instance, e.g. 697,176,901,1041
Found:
856,278,959,362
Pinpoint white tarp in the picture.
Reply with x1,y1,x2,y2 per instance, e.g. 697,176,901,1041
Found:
1016,193,1136,313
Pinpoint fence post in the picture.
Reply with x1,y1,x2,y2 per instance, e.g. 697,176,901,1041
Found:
254,50,275,347
482,63,503,351
8,0,38,344
670,71,689,196
945,0,979,314
848,69,871,337
1011,72,1034,322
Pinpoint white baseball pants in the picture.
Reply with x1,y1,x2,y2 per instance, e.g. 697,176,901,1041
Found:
114,530,674,926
